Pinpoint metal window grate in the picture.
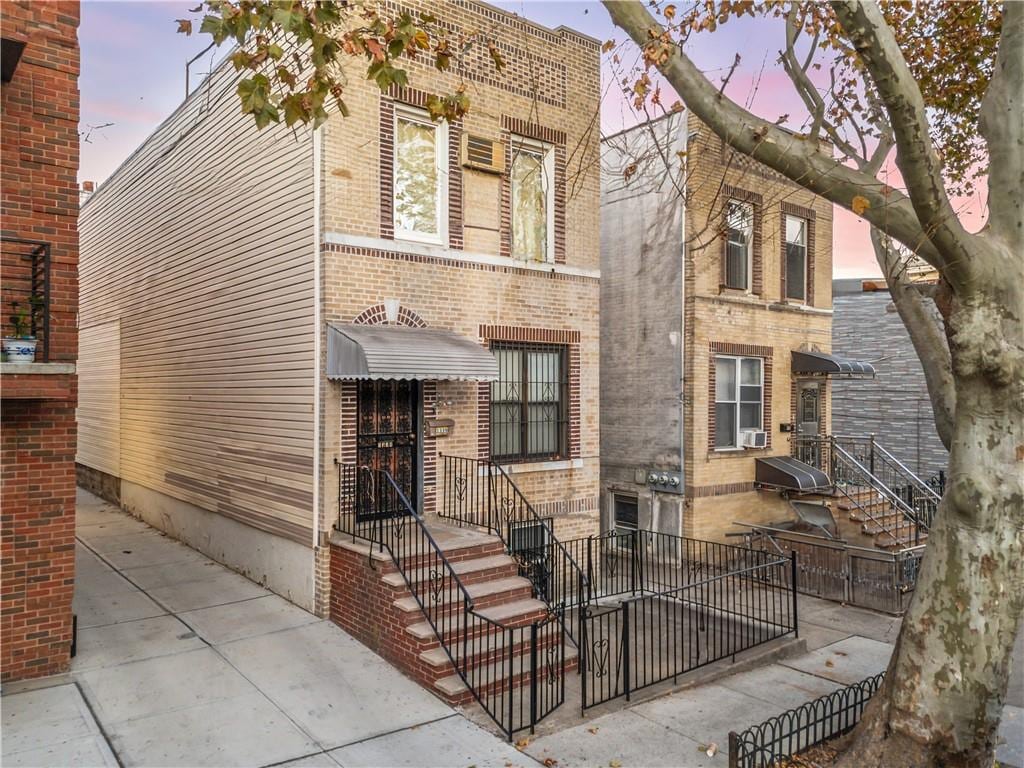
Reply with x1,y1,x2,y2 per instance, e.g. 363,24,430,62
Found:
490,341,568,462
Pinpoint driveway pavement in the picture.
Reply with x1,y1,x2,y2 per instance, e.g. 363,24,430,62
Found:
1,490,535,768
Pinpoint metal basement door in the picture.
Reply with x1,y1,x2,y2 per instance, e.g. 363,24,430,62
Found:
356,379,420,518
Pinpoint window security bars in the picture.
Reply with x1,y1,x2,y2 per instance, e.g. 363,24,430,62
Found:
1,237,51,362
490,342,569,462
335,462,565,739
729,672,885,768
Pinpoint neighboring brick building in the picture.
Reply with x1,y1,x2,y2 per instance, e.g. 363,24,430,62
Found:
600,112,869,542
1,1,80,682
77,2,600,617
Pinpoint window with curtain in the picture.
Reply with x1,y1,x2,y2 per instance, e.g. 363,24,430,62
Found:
714,356,763,449
785,214,807,301
724,199,753,289
394,107,445,242
511,138,553,262
490,342,568,461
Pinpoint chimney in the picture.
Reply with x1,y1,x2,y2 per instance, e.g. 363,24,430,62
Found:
80,180,95,205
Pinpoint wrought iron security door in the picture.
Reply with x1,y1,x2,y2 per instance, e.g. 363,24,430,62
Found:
357,379,419,521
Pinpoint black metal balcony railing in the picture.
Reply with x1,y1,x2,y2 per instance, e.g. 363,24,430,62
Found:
1,236,51,362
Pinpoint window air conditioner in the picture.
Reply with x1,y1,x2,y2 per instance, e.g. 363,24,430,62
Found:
741,431,767,449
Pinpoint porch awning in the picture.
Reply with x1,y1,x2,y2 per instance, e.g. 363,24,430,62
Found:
791,350,875,378
326,323,499,382
756,456,832,493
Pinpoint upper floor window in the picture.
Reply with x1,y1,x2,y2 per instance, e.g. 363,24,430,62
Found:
724,199,753,290
714,355,763,449
510,137,554,263
784,214,808,302
394,106,447,243
490,341,567,461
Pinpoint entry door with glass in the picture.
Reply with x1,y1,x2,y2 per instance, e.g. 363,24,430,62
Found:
356,380,420,519
795,381,823,468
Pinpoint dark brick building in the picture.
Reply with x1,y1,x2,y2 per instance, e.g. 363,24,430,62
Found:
1,1,80,682
832,278,948,479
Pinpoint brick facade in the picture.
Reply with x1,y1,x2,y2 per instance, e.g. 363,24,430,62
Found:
0,1,81,682
314,1,601,616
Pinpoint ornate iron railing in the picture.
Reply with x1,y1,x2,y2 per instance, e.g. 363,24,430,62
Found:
729,672,885,768
439,455,589,640
1,237,51,361
335,462,565,739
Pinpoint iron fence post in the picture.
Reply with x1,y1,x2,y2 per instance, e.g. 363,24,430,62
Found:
790,551,799,638
869,434,876,476
580,606,588,715
507,627,515,741
622,600,631,702
529,621,538,733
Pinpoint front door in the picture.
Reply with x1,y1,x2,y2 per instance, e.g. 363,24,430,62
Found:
357,380,420,518
795,381,823,469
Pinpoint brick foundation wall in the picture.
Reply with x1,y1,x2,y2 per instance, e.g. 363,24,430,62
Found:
76,462,120,506
1,1,81,682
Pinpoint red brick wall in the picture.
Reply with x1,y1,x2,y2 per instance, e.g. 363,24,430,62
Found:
1,0,81,682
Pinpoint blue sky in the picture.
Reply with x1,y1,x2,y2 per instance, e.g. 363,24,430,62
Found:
77,1,897,276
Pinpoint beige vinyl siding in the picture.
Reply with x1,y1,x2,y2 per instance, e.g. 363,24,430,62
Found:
79,54,317,545
77,320,121,476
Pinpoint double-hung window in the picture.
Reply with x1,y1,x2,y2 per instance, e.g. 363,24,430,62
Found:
394,106,447,243
724,199,753,290
510,137,555,263
784,214,808,302
714,356,763,449
490,342,567,461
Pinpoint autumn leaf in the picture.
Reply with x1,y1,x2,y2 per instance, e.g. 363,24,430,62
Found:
587,727,600,735
852,195,871,215
609,761,622,768
514,738,531,749
601,39,616,53
664,4,677,21
543,759,559,767
176,19,193,35
825,659,836,668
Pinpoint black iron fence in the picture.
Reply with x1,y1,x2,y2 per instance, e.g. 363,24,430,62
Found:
440,455,588,640
566,531,797,710
335,462,565,739
1,236,51,361
729,672,885,768
738,524,924,614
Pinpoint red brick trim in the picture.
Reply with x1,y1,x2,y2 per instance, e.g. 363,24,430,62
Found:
352,303,427,328
501,116,567,145
340,382,358,466
388,85,431,108
780,201,817,306
499,134,512,259
721,185,763,295
379,97,395,240
686,481,757,498
421,382,438,515
448,120,464,250
322,243,598,285
708,342,773,451
477,325,582,461
553,145,567,264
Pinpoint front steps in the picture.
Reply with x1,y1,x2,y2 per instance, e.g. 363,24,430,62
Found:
328,521,574,707
804,487,928,550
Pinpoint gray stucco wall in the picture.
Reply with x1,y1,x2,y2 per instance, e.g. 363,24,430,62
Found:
599,114,686,533
831,279,948,478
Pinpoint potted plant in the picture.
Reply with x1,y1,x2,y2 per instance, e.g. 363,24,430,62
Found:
2,299,41,364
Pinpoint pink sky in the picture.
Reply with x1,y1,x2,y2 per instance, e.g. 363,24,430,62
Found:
78,0,988,278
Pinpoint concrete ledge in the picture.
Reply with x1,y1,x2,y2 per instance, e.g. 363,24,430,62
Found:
1,362,76,374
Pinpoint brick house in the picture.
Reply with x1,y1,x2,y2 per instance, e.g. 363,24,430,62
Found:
0,1,80,682
76,1,600,619
600,112,874,542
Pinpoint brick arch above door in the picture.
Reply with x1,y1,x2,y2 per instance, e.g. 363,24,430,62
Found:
352,302,427,328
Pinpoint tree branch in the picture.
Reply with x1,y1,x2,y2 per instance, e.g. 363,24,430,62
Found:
871,229,955,449
831,1,978,291
600,0,941,266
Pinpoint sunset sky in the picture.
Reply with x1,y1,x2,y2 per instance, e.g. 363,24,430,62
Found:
77,0,989,278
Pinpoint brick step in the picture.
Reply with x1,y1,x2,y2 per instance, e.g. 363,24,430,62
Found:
393,576,534,614
860,514,909,535
398,540,508,569
418,620,567,670
434,643,579,699
381,554,518,590
846,502,894,521
875,530,928,550
405,597,549,642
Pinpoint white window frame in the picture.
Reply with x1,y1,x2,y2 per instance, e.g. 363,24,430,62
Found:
784,213,808,303
393,104,448,245
510,135,555,264
724,199,753,291
714,355,764,450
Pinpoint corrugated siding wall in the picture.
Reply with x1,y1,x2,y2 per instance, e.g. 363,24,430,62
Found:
78,57,317,545
77,320,121,476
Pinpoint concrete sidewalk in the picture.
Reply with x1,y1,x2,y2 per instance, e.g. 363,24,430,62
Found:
2,490,535,768
522,597,1024,768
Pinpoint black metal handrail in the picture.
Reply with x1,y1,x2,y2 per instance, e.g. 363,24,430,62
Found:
335,462,564,739
729,672,885,768
1,236,51,361
439,455,590,640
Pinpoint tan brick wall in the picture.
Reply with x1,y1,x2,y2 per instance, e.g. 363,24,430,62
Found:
682,115,834,541
312,2,601,613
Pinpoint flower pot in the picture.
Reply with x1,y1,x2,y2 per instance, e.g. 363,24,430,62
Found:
2,337,37,364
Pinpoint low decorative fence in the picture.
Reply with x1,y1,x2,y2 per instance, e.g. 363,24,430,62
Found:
728,672,885,768
567,531,798,710
738,524,924,614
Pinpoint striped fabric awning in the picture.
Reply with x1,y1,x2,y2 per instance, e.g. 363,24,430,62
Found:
326,323,499,382
791,350,875,378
